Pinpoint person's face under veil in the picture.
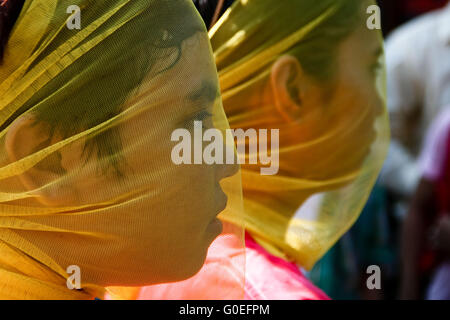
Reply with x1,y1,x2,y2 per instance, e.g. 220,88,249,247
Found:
210,0,389,269
0,0,243,299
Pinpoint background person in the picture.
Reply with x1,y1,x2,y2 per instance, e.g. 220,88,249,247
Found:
381,1,450,198
401,108,450,300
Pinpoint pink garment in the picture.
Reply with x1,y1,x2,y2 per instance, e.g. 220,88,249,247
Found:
244,233,330,300
109,233,330,300
419,107,450,181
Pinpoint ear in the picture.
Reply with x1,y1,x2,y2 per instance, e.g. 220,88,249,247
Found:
270,55,305,121
5,114,77,206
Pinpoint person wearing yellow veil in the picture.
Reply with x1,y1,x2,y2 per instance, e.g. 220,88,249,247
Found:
0,0,245,300
135,0,389,300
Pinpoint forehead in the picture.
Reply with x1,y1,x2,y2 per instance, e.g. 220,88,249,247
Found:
180,32,217,73
339,19,383,64
169,31,219,94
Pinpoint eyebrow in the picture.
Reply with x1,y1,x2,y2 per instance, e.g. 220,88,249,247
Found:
188,80,220,104
177,80,219,128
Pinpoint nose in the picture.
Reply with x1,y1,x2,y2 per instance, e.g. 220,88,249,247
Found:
217,140,240,181
212,101,240,181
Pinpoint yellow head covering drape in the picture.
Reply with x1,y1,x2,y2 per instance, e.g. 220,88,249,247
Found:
121,0,389,300
211,0,389,270
0,0,244,299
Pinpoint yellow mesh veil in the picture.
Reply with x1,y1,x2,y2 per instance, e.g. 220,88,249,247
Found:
211,0,389,270
129,0,389,300
0,0,244,299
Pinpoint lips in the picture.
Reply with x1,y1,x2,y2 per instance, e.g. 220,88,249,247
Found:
211,184,228,220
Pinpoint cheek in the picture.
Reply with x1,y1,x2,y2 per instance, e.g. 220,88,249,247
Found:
121,135,219,235
331,80,370,126
115,107,225,274
347,67,383,119
288,106,329,144
318,84,375,156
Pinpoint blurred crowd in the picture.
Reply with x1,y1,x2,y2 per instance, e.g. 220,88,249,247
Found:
309,0,450,300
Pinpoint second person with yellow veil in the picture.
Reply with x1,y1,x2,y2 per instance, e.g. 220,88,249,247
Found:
135,0,389,300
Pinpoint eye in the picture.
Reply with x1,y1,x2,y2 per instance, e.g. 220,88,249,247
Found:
193,110,213,122
188,81,220,106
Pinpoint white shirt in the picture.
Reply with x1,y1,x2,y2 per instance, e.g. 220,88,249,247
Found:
380,3,450,196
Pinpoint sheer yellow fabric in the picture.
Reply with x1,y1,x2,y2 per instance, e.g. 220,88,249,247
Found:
0,0,244,299
129,0,389,300
211,0,390,270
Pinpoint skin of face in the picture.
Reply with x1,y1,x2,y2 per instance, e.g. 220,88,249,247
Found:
4,20,237,287
107,30,238,285
286,18,384,180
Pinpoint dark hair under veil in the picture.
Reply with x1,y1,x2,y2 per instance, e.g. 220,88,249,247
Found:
0,0,25,62
193,0,234,29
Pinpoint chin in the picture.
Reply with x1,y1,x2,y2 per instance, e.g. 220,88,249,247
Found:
114,254,209,287
177,234,214,280
168,249,209,283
